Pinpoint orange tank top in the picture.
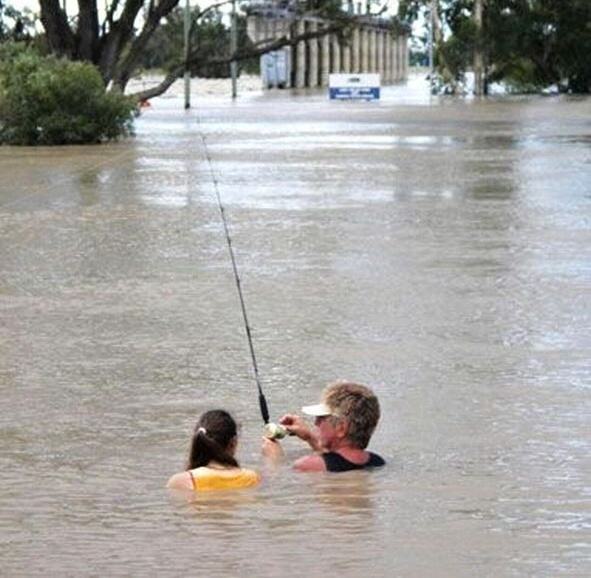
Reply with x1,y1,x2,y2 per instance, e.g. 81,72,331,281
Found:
188,467,260,491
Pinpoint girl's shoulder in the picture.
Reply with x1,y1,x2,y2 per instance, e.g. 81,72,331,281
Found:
166,470,194,491
189,466,260,491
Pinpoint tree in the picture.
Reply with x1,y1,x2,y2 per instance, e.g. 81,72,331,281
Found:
1,0,35,41
0,43,135,145
37,0,363,100
399,0,591,93
140,6,258,77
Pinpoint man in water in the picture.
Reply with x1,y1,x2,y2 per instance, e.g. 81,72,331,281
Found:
263,381,385,472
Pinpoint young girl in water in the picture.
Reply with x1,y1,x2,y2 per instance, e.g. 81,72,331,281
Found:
167,410,260,491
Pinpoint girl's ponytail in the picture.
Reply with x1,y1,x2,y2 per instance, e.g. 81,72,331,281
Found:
186,410,239,470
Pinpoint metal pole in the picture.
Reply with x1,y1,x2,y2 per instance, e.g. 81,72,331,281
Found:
473,0,483,96
184,0,191,109
230,0,238,99
428,0,434,92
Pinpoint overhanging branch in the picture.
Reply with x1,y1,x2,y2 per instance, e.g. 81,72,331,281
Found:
128,10,363,101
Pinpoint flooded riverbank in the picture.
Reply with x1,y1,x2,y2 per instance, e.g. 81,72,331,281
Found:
1,78,590,577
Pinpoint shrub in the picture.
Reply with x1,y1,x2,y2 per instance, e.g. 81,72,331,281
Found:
0,44,136,145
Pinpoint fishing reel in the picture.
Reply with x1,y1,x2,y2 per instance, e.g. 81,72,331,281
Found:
263,422,288,440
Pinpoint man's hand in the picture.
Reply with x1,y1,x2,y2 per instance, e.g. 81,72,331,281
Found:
279,414,322,451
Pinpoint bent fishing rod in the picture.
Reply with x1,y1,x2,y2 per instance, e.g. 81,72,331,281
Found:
198,133,285,438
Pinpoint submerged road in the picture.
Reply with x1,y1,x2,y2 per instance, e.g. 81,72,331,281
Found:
1,78,590,577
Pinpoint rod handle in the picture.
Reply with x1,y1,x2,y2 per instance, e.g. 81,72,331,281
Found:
258,391,270,424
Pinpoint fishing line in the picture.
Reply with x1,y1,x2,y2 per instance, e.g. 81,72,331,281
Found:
197,131,272,427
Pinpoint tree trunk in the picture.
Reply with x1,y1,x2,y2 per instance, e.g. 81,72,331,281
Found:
111,0,180,91
39,0,76,58
38,0,355,98
77,0,100,61
432,0,442,46
96,0,146,83
430,0,460,94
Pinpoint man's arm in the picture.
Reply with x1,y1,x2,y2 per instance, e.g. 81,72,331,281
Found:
261,437,285,465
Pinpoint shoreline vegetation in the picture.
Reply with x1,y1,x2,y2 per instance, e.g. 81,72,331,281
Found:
126,68,580,102
2,55,585,147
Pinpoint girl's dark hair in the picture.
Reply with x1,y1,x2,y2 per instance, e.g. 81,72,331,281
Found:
186,410,239,470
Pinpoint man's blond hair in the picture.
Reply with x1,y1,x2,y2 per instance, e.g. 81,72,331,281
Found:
322,381,380,449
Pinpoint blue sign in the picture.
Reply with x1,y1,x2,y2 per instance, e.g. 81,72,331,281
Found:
329,87,380,101
328,74,381,101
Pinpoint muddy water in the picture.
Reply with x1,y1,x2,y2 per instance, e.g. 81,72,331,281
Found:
1,80,590,577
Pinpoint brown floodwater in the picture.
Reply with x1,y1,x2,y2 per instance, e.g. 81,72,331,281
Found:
1,78,590,577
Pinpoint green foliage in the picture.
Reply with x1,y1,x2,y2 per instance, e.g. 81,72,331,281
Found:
0,0,36,42
550,0,591,93
485,0,591,93
398,0,427,24
400,0,591,93
438,17,477,80
0,44,135,146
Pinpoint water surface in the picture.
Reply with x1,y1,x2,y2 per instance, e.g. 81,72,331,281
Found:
1,79,590,577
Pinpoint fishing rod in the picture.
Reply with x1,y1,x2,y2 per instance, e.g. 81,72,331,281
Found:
198,132,285,439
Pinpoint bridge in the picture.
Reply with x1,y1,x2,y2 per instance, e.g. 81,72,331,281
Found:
246,1,410,89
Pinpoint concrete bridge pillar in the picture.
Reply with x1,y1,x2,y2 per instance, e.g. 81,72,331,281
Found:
369,29,377,73
332,34,341,74
246,14,409,89
308,21,319,87
361,28,369,72
384,32,392,83
399,35,406,80
394,36,400,81
296,19,306,88
391,35,399,81
342,37,351,73
321,29,330,86
352,27,360,73
377,30,384,79
402,35,409,80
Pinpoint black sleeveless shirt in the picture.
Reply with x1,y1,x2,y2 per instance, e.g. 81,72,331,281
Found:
321,451,386,473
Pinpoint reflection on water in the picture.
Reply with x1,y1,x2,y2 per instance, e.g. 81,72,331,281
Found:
0,81,590,577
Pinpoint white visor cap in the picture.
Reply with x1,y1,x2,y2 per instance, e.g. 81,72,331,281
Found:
301,403,332,417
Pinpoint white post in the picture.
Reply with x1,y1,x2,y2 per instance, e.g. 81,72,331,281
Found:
183,0,191,109
230,0,237,99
